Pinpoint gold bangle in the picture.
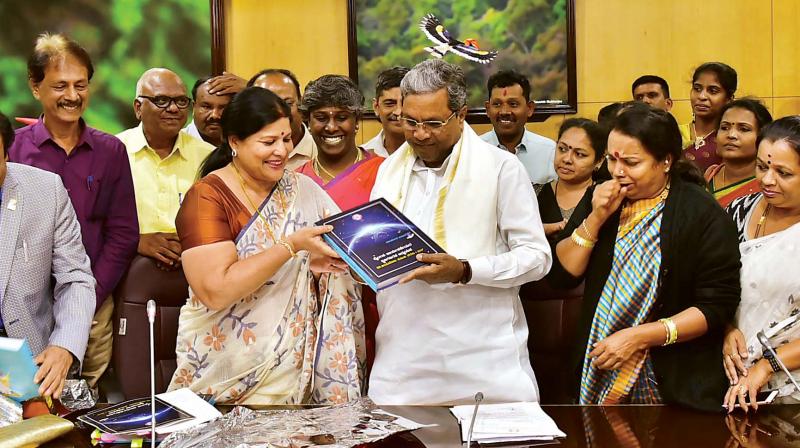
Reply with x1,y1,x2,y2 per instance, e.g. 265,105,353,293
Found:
570,229,595,249
276,239,296,258
580,220,598,242
659,318,678,345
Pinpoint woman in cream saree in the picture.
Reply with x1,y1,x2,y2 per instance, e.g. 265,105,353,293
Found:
167,87,365,405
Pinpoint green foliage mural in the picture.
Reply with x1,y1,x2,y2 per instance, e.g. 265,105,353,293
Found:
0,0,211,134
355,0,569,110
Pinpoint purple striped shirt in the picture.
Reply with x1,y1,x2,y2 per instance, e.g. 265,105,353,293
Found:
8,118,139,306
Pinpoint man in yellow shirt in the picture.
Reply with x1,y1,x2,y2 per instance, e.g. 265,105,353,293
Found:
116,68,213,269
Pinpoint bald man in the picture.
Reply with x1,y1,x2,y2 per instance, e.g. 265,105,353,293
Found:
116,68,213,270
248,69,317,170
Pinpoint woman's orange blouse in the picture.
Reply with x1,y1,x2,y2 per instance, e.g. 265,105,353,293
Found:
176,174,252,251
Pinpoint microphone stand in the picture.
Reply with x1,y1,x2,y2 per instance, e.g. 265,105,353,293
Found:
757,331,800,394
465,392,483,447
147,300,157,447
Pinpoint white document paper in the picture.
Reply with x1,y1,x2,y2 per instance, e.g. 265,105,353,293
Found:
450,401,566,443
155,388,223,434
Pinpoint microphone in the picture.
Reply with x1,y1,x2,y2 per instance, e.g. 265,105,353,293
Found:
465,392,483,447
147,299,156,447
757,331,800,393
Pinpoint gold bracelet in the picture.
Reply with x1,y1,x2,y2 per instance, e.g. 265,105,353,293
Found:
276,239,296,258
570,229,595,249
659,318,678,345
658,319,670,345
580,220,598,242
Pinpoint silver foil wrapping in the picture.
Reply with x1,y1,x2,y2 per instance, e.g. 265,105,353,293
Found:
59,379,98,411
160,397,424,448
0,395,22,428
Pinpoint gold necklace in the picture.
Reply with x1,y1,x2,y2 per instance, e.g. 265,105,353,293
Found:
692,121,715,149
231,162,284,244
314,148,363,181
755,202,772,238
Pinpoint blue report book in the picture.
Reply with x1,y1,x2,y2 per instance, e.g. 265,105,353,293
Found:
316,198,446,291
78,396,194,435
0,337,39,402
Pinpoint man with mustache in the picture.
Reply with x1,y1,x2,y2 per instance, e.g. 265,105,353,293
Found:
370,60,552,405
192,68,317,170
363,66,409,157
185,76,230,147
8,33,138,388
117,68,213,271
481,70,557,186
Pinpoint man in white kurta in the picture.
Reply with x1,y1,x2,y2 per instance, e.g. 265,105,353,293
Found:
369,59,552,405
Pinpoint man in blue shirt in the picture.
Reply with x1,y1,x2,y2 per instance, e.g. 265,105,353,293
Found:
481,70,557,186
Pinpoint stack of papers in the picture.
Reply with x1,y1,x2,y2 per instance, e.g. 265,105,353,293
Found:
79,388,221,442
450,402,566,445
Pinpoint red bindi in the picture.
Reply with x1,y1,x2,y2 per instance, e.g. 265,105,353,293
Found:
503,88,507,96
613,151,620,158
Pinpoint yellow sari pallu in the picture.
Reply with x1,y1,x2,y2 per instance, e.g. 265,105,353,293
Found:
168,172,365,405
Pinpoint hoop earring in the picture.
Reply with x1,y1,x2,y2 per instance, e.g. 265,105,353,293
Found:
231,148,238,157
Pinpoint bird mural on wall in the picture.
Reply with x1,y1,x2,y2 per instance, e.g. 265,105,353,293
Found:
419,14,498,64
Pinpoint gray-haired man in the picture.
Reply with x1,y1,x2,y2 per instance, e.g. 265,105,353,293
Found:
369,59,552,405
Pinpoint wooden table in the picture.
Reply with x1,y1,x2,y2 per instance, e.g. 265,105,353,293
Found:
43,403,800,447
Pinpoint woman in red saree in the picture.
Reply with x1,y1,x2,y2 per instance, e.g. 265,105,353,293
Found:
705,98,772,208
296,75,384,373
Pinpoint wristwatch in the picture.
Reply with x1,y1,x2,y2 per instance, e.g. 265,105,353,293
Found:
457,260,472,284
762,348,782,373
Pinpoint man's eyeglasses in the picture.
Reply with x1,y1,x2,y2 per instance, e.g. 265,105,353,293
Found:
400,111,457,131
138,95,192,109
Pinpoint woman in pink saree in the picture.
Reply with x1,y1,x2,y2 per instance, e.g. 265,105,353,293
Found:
295,75,384,210
296,75,383,370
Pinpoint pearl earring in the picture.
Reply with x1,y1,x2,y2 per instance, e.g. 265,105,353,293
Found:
231,148,238,157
